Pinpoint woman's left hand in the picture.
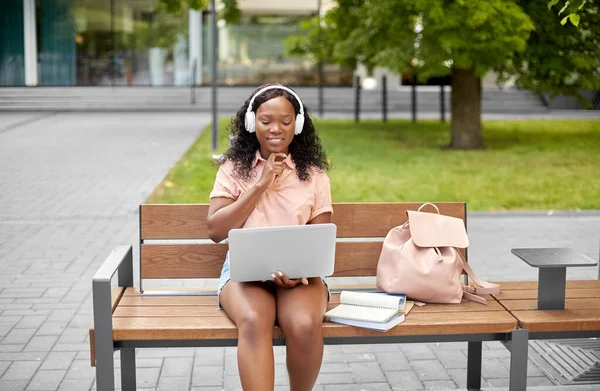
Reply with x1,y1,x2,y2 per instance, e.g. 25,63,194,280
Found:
271,270,309,289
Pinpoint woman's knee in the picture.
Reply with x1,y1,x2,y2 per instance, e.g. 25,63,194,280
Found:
280,313,323,344
236,308,275,340
220,282,276,341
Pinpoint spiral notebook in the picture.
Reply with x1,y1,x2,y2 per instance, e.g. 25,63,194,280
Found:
325,291,406,324
328,313,405,332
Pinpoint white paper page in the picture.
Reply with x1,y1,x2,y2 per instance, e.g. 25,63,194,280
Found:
325,304,397,323
340,291,402,310
329,313,405,331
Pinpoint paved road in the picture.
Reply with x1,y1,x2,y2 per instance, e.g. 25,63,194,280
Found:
0,112,599,391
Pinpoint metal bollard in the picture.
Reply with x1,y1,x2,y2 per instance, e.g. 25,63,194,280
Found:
382,75,388,123
411,75,417,123
354,75,361,124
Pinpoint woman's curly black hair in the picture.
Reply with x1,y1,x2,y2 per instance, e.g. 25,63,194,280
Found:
219,84,330,182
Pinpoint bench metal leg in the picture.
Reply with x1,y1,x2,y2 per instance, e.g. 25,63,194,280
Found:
467,341,482,390
95,348,115,391
93,279,116,391
120,348,137,390
93,246,134,391
508,329,529,391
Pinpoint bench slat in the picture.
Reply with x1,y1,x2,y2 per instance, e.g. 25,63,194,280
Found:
141,204,209,240
141,243,226,279
500,298,600,311
141,242,386,279
114,300,504,317
111,287,126,312
495,282,600,331
111,311,516,341
122,284,384,297
495,280,600,290
510,309,600,332
494,288,600,301
140,202,466,240
332,202,466,238
117,293,505,312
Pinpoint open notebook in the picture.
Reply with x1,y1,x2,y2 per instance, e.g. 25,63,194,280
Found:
325,291,407,331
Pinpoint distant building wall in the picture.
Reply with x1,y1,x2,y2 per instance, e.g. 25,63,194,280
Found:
0,0,352,87
0,0,25,86
236,0,333,14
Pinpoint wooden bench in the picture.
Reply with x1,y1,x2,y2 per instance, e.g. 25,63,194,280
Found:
90,202,526,391
494,280,600,350
490,248,600,384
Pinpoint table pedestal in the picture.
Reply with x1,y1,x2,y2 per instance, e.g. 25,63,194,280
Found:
537,267,566,310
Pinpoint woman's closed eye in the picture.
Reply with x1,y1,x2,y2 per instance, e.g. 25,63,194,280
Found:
261,121,291,126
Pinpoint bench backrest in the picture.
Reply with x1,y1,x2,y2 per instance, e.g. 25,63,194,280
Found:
139,202,467,280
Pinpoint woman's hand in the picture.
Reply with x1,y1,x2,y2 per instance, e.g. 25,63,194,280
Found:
257,153,287,189
207,153,288,243
271,270,309,289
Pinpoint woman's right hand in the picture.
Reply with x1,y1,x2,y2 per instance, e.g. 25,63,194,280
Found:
271,270,309,289
257,153,287,189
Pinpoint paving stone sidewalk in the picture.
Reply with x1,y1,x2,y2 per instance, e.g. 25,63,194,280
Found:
1,112,599,391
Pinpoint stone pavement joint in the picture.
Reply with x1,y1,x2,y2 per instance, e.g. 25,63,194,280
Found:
1,111,599,390
0,113,57,135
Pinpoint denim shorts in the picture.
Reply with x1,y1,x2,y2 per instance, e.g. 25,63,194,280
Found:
216,253,330,309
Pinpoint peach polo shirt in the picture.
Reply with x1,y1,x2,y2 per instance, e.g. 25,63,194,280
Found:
209,151,333,228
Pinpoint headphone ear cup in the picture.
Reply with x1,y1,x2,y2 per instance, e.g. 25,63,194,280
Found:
294,114,304,135
245,111,256,133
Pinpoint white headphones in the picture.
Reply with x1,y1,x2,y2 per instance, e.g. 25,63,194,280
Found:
244,85,305,135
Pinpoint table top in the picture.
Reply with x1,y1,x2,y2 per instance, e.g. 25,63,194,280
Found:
511,248,598,268
492,281,600,332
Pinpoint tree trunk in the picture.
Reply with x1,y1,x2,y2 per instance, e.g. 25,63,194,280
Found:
449,67,483,149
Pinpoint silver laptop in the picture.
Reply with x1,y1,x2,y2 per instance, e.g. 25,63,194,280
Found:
228,224,337,282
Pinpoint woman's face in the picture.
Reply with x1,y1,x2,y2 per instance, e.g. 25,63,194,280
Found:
254,96,296,159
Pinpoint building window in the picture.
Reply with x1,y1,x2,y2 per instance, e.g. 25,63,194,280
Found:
202,14,353,86
0,0,26,86
1,1,352,87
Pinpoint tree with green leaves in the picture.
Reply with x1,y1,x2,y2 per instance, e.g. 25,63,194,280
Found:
158,0,206,13
500,1,600,104
286,0,600,149
548,0,587,26
159,0,242,21
165,0,599,149
289,0,535,149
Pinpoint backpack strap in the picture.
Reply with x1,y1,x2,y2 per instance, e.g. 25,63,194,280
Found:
456,250,500,305
462,291,489,305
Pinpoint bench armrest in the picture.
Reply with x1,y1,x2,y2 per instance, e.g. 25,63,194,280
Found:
91,245,133,367
93,244,134,286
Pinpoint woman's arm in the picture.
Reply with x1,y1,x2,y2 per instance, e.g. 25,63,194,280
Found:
207,182,269,243
207,153,287,243
307,212,332,225
307,171,332,226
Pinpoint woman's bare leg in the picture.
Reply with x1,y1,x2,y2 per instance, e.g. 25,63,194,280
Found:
276,278,328,391
220,281,277,391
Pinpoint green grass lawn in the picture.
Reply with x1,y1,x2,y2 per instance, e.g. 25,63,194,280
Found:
147,118,600,211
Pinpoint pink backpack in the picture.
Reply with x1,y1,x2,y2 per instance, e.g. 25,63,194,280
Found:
376,203,499,304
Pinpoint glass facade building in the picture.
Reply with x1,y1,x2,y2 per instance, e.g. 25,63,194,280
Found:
0,0,352,87
1,1,26,86
1,0,192,86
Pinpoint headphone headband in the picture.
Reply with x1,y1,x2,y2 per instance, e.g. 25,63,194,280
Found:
244,85,305,135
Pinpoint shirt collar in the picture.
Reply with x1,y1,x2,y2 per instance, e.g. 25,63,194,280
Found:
252,150,296,169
